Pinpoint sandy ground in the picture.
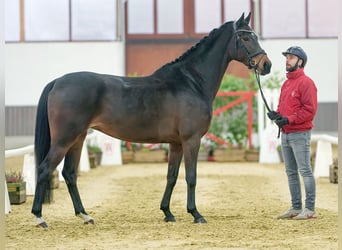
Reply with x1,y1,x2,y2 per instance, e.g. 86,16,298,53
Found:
5,161,337,250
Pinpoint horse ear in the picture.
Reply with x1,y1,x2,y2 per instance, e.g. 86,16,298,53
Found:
245,12,251,25
236,13,245,27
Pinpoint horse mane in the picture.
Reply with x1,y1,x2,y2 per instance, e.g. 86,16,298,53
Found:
156,21,234,71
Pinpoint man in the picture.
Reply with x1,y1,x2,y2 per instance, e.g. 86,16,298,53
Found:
267,46,318,220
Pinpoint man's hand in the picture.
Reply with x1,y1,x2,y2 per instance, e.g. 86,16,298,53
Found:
274,116,289,128
267,111,281,121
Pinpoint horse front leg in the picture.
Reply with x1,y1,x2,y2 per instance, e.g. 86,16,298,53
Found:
160,143,183,222
63,137,94,225
183,137,207,223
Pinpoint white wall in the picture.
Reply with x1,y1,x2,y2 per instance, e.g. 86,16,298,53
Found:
260,39,338,103
5,42,125,106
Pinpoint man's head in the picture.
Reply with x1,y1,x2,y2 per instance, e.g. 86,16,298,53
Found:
282,46,307,72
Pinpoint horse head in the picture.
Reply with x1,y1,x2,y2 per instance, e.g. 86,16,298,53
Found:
231,13,272,75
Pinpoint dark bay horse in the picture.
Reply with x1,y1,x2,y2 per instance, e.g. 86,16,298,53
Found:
32,13,271,228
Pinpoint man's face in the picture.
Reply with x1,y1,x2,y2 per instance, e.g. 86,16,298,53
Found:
285,54,302,71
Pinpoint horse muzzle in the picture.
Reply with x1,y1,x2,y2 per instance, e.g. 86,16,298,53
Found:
249,54,272,75
261,60,272,75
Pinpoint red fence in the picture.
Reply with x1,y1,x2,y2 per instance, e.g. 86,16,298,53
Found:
205,91,255,149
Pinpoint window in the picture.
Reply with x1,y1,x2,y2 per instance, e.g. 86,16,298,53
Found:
194,0,221,33
24,0,69,41
261,0,305,38
194,0,251,34
308,0,337,37
127,0,184,35
127,0,154,34
126,0,252,39
5,0,20,42
223,0,250,22
71,0,117,40
260,0,338,38
5,0,121,42
157,0,183,34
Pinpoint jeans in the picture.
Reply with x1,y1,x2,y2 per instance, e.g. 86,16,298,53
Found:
281,130,316,211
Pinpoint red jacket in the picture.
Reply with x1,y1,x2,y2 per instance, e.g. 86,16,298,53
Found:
277,68,317,134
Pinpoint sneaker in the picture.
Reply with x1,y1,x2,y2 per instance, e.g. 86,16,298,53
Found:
277,207,302,219
293,208,317,220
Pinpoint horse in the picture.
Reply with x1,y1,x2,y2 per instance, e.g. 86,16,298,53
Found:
31,12,271,228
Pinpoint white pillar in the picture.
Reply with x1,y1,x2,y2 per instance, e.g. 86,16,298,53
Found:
5,182,11,214
259,126,281,163
79,142,90,172
94,131,122,166
22,153,36,195
314,140,333,177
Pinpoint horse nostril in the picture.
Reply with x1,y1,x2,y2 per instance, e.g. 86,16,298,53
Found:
264,61,272,73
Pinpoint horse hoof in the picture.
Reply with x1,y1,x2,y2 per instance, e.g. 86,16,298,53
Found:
84,219,95,225
36,222,48,228
194,217,207,224
164,216,176,222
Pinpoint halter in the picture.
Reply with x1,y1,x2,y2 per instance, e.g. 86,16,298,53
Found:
233,22,266,71
232,23,279,137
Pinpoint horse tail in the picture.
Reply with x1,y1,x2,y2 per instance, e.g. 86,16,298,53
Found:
34,80,55,203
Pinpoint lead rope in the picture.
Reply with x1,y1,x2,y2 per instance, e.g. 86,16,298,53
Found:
254,69,281,138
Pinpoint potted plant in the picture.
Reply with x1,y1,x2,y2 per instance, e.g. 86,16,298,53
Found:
6,170,26,204
329,158,338,184
121,141,135,164
133,143,168,163
245,146,260,162
197,144,209,161
87,144,103,167
208,74,258,161
51,169,59,189
261,70,283,90
277,145,284,162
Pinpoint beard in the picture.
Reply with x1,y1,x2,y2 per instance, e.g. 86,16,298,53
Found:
286,61,300,72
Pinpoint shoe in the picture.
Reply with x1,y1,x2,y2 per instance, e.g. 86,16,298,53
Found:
277,207,302,219
293,208,317,220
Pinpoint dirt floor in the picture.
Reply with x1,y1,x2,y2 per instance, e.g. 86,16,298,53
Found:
5,160,338,250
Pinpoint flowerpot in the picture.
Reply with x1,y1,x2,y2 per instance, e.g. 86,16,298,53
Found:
197,150,208,161
88,154,97,168
329,158,338,184
214,149,245,162
51,169,59,189
245,150,259,162
134,150,167,163
277,147,284,162
7,182,26,204
122,151,134,164
95,152,102,165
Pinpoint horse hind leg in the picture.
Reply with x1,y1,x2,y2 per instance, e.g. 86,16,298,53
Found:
160,143,183,222
183,137,207,223
32,145,67,228
62,136,94,225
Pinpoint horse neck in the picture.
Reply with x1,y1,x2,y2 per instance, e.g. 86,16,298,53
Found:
174,25,235,102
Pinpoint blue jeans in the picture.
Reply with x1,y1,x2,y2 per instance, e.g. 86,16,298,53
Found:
281,130,316,211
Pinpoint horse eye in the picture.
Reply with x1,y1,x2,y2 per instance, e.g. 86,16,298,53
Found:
242,37,249,41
